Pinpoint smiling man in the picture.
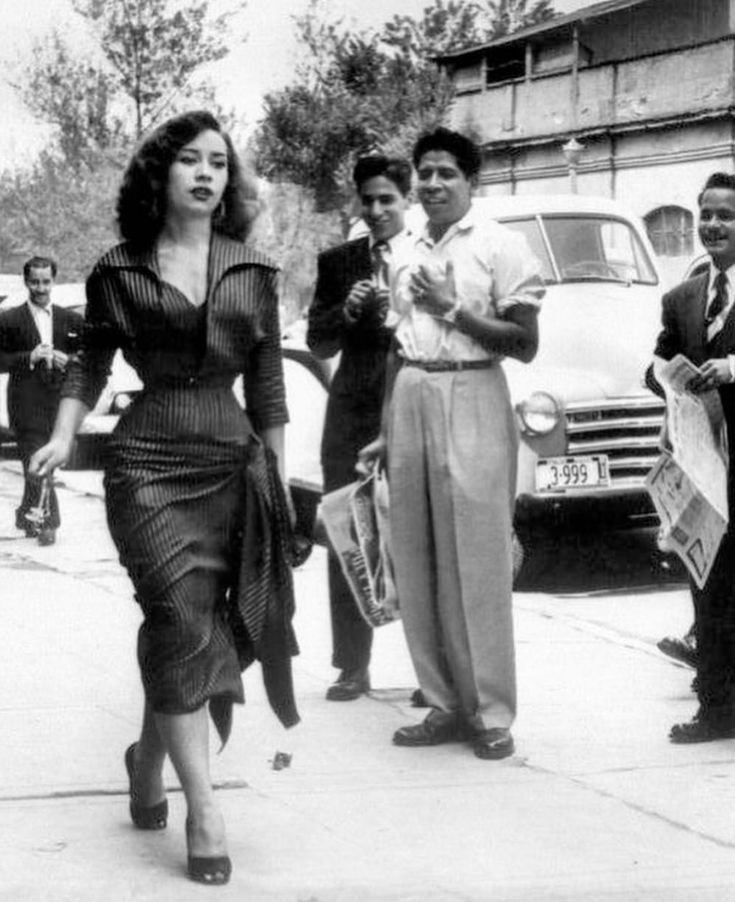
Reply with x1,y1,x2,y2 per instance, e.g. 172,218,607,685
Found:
307,155,412,701
647,171,735,743
360,128,544,759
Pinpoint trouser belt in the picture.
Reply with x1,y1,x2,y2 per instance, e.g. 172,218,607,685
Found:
402,358,496,373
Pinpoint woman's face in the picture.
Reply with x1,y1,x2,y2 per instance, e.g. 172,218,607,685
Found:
166,129,229,221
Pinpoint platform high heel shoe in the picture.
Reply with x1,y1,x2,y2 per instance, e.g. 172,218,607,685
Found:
186,818,232,885
124,743,168,830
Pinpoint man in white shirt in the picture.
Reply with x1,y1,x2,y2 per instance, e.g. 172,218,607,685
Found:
0,257,84,545
647,172,735,742
361,128,544,759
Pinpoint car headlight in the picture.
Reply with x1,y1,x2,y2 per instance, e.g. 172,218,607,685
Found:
516,391,561,435
111,392,135,414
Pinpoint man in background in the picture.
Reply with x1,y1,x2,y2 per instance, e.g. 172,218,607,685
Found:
307,155,412,700
0,256,84,546
646,172,735,742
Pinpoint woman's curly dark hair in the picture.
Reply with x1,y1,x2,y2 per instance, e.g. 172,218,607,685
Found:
116,110,259,247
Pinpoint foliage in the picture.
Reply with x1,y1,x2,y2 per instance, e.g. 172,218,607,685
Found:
72,0,243,137
248,181,343,323
252,0,556,216
0,149,126,281
251,0,453,213
10,32,124,168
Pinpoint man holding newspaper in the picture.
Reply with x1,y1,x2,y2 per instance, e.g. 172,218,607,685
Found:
646,172,735,744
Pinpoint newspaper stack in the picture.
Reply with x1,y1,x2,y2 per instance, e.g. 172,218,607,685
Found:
646,354,729,588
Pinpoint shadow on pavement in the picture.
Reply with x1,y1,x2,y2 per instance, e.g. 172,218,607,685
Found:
515,528,687,594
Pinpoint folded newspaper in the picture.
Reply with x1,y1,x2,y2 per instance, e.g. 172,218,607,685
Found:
646,354,728,588
320,470,399,627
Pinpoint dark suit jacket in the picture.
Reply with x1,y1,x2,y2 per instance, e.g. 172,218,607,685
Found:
0,303,85,438
307,237,394,480
647,271,735,495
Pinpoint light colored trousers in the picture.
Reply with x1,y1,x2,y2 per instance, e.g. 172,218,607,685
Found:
388,364,518,731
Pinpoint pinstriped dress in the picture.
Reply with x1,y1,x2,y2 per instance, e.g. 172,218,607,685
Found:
63,235,289,736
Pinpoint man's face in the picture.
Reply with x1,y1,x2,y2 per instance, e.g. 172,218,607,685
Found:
25,266,54,308
699,187,735,270
416,150,473,227
359,175,409,242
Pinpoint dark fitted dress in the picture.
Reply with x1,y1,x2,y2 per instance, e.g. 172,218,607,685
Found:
63,235,289,738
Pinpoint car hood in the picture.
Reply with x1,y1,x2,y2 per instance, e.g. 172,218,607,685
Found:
504,280,661,402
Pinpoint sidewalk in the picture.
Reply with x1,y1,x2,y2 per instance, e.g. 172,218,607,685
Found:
1,462,734,901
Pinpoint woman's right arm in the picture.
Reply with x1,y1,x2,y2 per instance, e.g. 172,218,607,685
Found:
31,266,121,476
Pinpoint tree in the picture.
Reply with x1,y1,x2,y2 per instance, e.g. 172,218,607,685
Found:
0,151,123,280
382,0,555,57
72,0,244,137
252,0,556,217
10,31,124,168
251,0,453,213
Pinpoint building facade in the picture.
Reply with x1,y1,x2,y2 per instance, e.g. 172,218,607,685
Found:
437,0,735,283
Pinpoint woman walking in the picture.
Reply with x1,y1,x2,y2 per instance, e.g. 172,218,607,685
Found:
31,110,296,885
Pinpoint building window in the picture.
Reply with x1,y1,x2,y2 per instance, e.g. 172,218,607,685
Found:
644,206,694,257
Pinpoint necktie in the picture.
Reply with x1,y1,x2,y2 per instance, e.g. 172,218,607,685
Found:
706,270,728,326
371,241,389,291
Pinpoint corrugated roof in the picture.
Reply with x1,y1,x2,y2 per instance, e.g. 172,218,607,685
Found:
434,0,652,61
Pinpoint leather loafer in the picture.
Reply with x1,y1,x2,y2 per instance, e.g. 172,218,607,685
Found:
669,716,735,744
38,528,56,547
326,672,370,701
393,713,463,746
472,727,515,760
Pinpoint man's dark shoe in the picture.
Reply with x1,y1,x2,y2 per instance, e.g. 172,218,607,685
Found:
37,528,56,547
657,633,697,668
393,712,463,746
669,714,735,744
472,727,515,760
325,671,370,701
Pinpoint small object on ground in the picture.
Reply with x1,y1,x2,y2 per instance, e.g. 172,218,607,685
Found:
271,751,292,770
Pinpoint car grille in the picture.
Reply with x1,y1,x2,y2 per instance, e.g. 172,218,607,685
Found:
564,395,665,490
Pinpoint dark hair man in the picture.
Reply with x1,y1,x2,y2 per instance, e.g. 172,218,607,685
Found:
307,154,413,700
360,128,544,759
0,257,84,545
647,171,735,742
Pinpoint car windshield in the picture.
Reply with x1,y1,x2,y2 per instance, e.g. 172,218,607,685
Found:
501,215,658,285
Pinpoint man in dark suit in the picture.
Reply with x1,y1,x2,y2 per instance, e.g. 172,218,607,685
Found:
647,172,735,742
0,256,84,546
307,155,412,700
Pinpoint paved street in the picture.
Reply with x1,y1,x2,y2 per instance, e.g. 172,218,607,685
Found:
1,461,735,901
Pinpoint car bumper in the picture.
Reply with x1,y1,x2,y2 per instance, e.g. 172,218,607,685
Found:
514,485,658,533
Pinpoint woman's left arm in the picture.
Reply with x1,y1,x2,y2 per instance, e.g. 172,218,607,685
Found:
260,425,286,482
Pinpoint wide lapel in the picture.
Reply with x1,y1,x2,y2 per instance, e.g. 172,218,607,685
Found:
206,233,275,303
51,304,67,348
687,273,709,365
346,237,371,292
20,304,41,345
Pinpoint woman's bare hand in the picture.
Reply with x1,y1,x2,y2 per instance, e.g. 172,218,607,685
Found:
29,438,73,478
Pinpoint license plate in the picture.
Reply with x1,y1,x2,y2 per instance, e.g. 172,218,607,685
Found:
535,455,610,492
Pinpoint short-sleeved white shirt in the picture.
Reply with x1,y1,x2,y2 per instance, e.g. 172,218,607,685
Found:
391,203,545,362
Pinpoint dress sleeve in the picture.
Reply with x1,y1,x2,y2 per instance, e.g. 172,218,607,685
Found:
492,229,546,314
62,267,120,410
243,267,289,433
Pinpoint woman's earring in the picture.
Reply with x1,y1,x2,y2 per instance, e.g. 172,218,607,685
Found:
215,200,226,221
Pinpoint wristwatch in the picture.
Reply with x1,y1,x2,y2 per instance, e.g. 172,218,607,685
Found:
442,300,462,326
